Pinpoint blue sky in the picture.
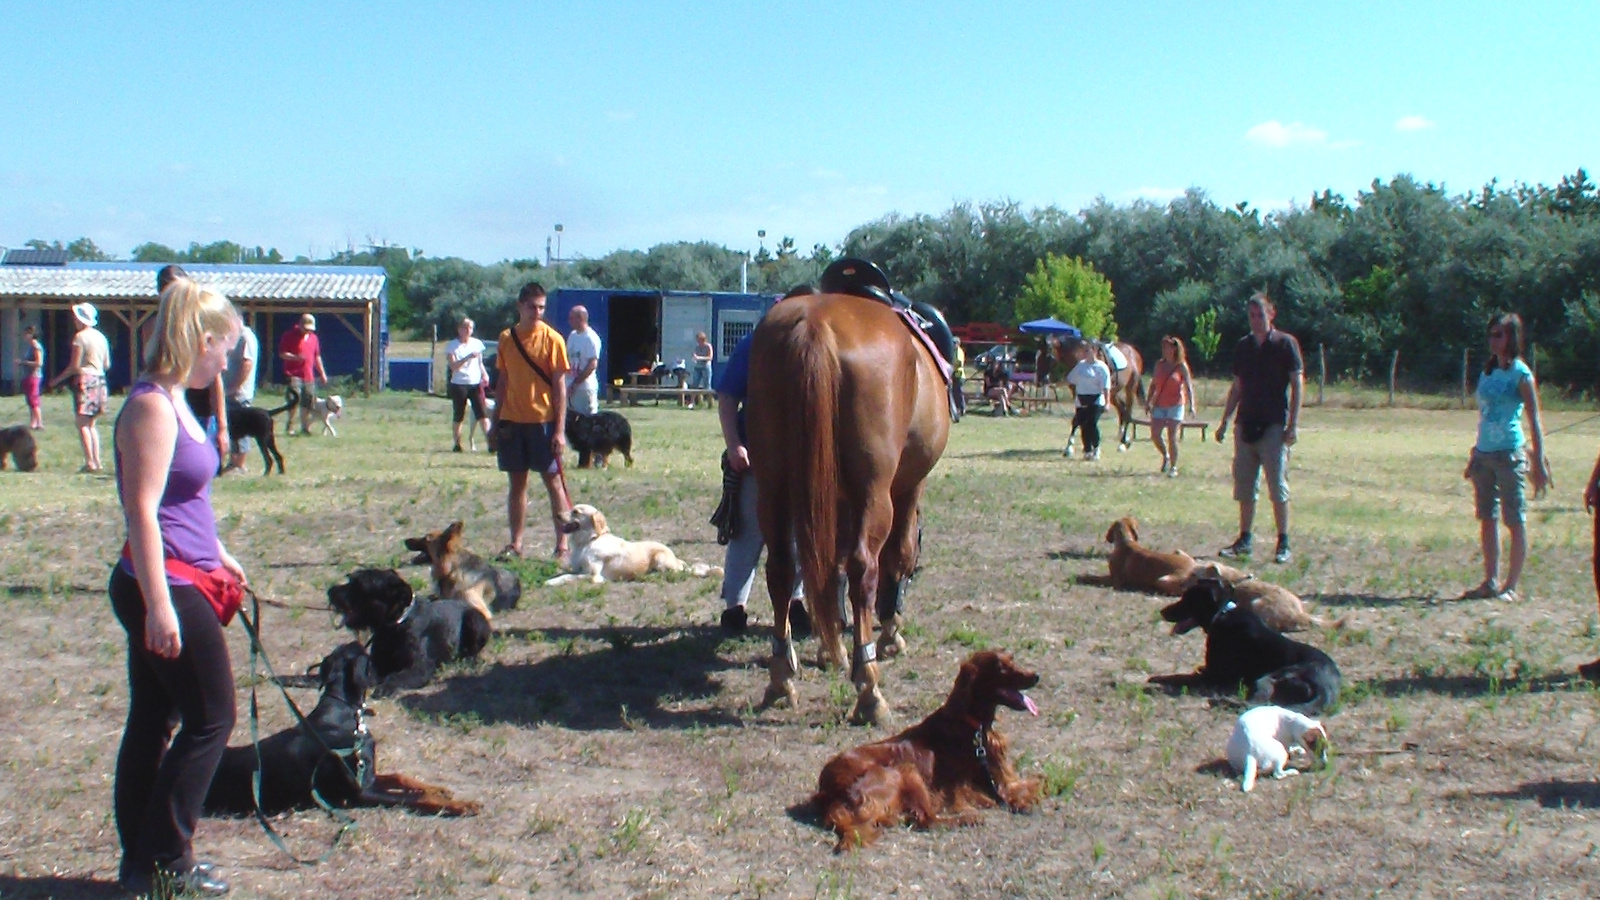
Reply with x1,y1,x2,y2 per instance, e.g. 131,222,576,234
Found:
2,1,1594,263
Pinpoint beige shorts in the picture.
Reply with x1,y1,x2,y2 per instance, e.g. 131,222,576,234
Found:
1232,423,1290,504
1468,449,1527,524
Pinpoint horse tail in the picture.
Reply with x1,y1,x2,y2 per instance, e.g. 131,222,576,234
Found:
794,322,843,653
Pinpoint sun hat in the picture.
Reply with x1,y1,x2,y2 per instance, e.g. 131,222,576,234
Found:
300,313,317,331
71,303,98,327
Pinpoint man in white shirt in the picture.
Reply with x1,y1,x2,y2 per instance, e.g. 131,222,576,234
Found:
445,317,490,451
223,323,260,472
566,305,602,416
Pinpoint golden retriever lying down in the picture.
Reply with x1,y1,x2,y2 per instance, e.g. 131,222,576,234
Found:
1105,517,1249,595
545,504,724,587
1180,563,1326,633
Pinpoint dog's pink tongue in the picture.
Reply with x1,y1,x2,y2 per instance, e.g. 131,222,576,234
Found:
1023,693,1039,716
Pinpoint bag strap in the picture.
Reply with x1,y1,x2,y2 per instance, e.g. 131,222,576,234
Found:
508,326,556,391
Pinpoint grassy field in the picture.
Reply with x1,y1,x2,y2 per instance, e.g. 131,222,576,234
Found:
4,388,1600,899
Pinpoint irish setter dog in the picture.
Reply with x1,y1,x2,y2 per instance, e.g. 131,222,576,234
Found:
810,650,1043,851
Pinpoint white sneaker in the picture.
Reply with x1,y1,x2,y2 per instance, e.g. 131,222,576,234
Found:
1063,445,1074,458
1167,466,1179,478
1088,448,1100,461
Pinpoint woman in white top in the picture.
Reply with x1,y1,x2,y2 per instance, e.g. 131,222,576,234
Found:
1065,342,1112,460
50,302,113,472
445,318,490,452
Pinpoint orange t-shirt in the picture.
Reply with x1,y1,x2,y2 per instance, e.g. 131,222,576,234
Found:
496,320,570,424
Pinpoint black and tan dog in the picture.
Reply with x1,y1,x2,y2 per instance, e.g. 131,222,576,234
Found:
226,390,299,475
404,521,522,621
327,568,491,695
566,409,634,469
0,426,38,471
1149,575,1342,715
204,642,479,816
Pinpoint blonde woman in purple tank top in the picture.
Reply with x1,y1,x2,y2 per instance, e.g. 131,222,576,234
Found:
109,279,245,897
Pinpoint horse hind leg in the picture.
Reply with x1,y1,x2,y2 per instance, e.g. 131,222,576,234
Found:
761,536,802,710
848,503,895,727
874,503,921,659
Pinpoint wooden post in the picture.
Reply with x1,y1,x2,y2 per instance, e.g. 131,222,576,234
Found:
429,323,438,394
1317,344,1326,406
1460,348,1469,408
1387,349,1399,406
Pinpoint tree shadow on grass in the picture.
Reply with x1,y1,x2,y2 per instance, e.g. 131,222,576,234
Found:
397,623,749,731
951,448,1069,462
1342,671,1585,701
5,582,100,597
1048,549,1104,562
1477,781,1600,809
0,876,126,899
1305,592,1436,608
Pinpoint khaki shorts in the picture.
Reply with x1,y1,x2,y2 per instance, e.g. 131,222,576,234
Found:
1232,423,1290,504
1468,448,1527,524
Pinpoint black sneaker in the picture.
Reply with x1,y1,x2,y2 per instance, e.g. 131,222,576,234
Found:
720,606,748,634
1218,535,1252,558
452,443,463,453
1274,537,1291,564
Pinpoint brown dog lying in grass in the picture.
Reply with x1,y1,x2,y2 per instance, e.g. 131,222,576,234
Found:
1180,563,1326,633
1105,516,1248,595
810,650,1042,852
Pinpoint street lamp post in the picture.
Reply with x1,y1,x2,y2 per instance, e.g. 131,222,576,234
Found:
740,229,766,293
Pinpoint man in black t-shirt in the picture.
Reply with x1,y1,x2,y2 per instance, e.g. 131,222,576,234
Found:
1214,292,1303,564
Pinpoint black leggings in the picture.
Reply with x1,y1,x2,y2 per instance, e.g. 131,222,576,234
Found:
449,382,487,423
109,566,236,881
1073,403,1105,452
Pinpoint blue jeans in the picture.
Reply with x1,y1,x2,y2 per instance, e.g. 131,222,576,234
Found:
690,361,712,391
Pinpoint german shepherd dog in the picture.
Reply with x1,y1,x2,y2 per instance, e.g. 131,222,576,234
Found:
226,389,299,475
0,426,38,471
205,642,479,816
404,521,523,621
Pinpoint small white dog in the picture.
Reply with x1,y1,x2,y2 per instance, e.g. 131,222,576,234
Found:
545,504,723,586
1225,705,1329,792
311,395,344,436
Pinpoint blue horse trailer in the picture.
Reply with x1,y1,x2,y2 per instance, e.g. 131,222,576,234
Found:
548,288,777,391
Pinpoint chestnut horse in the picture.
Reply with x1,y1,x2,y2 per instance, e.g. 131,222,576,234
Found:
1051,337,1146,449
746,293,951,726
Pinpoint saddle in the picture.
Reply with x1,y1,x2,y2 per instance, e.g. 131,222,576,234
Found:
1099,340,1128,374
818,258,962,421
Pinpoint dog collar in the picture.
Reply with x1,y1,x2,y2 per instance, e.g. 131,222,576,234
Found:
1211,600,1237,624
395,597,420,625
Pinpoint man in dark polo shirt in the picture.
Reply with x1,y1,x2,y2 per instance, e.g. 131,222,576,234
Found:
1214,292,1303,564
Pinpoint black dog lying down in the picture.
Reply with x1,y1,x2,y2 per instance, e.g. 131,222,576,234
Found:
1149,576,1342,715
226,390,299,475
566,409,634,469
327,568,491,695
204,642,479,816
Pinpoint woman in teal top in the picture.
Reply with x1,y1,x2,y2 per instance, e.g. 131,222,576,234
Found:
1460,313,1550,602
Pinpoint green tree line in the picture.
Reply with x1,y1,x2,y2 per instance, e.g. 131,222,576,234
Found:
22,167,1600,389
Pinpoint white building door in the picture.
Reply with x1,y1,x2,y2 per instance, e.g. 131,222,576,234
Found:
660,294,712,368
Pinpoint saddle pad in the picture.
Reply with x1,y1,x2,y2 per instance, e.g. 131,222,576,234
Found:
893,308,954,387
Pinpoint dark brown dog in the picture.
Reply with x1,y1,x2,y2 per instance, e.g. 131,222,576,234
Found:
810,651,1042,851
0,426,38,472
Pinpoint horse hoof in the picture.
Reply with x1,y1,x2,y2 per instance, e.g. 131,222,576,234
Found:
849,696,895,728
876,631,908,658
760,682,799,710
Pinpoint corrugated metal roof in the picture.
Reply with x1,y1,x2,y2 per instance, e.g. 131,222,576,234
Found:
3,248,69,265
0,262,385,302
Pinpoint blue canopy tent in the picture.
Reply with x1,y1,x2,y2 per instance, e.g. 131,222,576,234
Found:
1017,317,1082,338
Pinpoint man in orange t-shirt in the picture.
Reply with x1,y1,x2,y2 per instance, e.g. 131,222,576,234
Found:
494,282,571,560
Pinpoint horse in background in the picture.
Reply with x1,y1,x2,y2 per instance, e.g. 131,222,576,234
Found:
1049,336,1146,450
746,292,951,727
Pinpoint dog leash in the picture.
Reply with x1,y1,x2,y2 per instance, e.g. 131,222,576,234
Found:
238,587,366,865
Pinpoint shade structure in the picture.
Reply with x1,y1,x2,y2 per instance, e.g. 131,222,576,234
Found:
1017,317,1082,338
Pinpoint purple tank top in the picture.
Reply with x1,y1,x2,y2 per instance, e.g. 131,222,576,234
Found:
116,381,223,576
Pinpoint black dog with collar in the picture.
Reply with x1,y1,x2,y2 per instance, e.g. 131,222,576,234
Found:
205,642,378,814
327,568,490,695
1149,576,1341,715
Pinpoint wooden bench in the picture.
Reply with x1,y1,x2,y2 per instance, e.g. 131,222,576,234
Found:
1127,418,1211,442
618,386,716,407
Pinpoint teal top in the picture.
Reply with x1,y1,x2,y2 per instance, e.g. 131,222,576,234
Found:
1475,358,1533,453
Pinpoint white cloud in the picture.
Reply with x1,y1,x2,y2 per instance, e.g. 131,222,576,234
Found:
1395,115,1435,132
1244,120,1329,148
